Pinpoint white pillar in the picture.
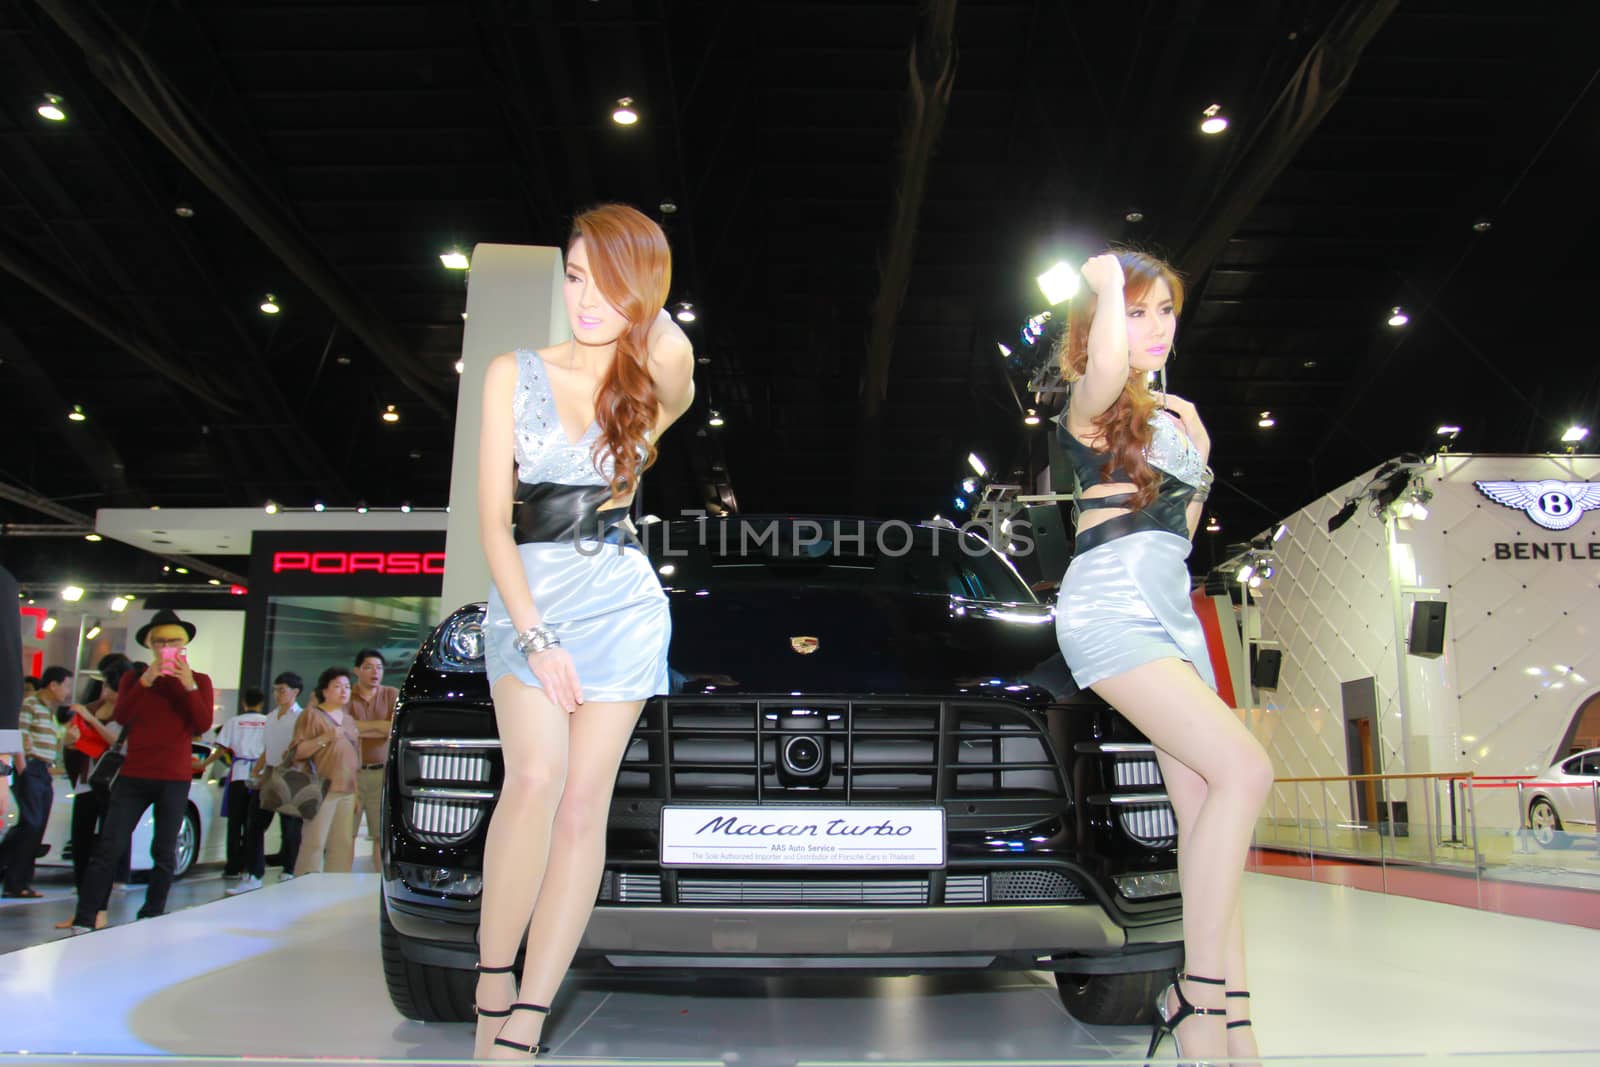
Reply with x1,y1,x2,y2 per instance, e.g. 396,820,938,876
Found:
440,243,568,618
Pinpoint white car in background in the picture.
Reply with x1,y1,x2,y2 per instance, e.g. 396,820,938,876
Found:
1527,747,1600,848
6,743,279,879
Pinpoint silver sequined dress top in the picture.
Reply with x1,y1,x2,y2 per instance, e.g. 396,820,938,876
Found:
482,349,671,701
1052,407,1217,692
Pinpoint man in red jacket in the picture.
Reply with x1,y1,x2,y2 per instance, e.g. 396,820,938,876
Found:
67,609,214,931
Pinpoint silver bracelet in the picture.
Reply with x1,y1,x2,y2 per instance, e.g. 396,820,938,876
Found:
513,625,561,656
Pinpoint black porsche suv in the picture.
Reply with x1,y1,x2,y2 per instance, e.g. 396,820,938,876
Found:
380,516,1183,1025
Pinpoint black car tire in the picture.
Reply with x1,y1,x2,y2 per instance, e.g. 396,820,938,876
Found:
173,806,201,880
380,894,475,1022
1055,967,1174,1025
1528,798,1569,849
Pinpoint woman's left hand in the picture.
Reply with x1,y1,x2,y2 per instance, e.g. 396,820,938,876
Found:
1160,394,1210,460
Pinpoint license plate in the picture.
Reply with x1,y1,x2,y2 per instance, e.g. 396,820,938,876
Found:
659,806,946,868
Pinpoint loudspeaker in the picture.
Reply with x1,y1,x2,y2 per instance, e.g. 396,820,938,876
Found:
1251,647,1283,690
1019,502,1075,584
1408,600,1447,658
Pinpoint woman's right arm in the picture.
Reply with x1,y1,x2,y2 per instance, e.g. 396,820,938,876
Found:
1067,253,1130,425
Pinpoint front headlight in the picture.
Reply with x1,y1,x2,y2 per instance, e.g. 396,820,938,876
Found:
1115,870,1180,899
431,608,487,672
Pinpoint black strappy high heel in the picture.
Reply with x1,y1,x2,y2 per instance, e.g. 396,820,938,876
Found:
1227,988,1253,1033
493,1002,552,1058
1147,972,1227,1062
474,962,518,1021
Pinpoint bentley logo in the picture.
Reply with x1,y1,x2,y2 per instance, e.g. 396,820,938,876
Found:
789,636,820,655
1476,480,1600,531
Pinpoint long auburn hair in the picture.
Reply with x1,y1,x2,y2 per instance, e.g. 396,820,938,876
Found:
1056,249,1185,510
569,204,672,498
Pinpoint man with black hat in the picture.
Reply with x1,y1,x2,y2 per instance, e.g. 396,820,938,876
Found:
66,609,215,931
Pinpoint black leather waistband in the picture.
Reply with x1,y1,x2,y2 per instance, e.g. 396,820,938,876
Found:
1075,509,1168,553
512,482,632,545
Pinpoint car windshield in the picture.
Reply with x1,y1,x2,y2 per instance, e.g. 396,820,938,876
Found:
641,518,1037,604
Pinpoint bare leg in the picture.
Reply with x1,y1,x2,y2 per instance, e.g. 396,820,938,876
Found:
475,678,571,1060
491,699,644,1059
1155,748,1259,1059
1094,659,1272,1061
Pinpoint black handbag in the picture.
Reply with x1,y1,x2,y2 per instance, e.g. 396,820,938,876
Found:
86,739,127,799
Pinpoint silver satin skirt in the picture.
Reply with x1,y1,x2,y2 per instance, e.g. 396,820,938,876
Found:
484,540,670,702
1055,530,1216,692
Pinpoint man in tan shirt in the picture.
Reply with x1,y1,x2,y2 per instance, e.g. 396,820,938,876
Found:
348,648,398,869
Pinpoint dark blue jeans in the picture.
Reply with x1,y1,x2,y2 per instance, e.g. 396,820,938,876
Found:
73,775,187,924
0,758,53,893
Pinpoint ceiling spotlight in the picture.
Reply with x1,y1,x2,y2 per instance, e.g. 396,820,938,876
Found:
335,354,352,365
68,404,87,422
400,502,412,513
707,409,725,427
612,96,638,125
61,585,85,602
174,567,189,575
1561,425,1589,443
42,617,58,634
85,625,102,640
675,301,697,323
440,250,470,270
264,500,279,515
208,578,222,586
1020,310,1053,347
961,477,978,495
1387,306,1409,327
997,342,1012,358
259,294,281,314
658,564,676,577
356,502,369,514
659,199,679,215
36,94,67,122
1036,261,1080,305
1205,517,1221,533
1272,523,1288,542
1471,218,1492,233
1257,411,1276,428
110,596,129,613
313,501,326,512
174,202,195,218
1248,573,1263,589
1024,408,1041,426
84,533,103,542
1200,104,1228,134
1236,563,1255,584
454,359,464,374
382,404,400,423
1125,210,1145,223
968,453,988,477
1302,359,1318,368
952,496,968,512
1437,425,1461,437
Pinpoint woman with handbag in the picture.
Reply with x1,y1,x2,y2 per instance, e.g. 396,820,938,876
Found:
288,667,361,875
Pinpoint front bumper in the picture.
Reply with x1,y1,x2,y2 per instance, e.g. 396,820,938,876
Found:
387,887,1182,976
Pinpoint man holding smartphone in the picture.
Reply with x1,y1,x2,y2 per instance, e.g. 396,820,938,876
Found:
65,609,214,932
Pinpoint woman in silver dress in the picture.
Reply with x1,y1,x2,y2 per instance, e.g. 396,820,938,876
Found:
1054,250,1272,1063
473,203,696,1060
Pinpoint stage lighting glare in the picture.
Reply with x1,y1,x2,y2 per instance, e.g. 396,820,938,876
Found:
265,501,279,515
1272,523,1288,542
968,453,988,477
1205,518,1221,533
37,94,67,122
708,409,725,427
1248,574,1262,589
961,477,977,494
1436,425,1461,436
61,585,85,602
400,503,412,513
676,301,696,323
612,97,638,125
84,533,102,542
313,502,326,512
440,250,470,270
42,617,57,634
382,404,400,423
86,625,102,640
1024,409,1041,426
110,596,129,613
997,342,1012,357
952,497,968,511
1236,563,1255,584
1200,104,1228,134
1257,411,1276,428
68,404,87,422
454,359,464,374
260,294,280,314
1561,425,1588,443
208,579,222,586
1387,306,1409,327
1036,261,1080,305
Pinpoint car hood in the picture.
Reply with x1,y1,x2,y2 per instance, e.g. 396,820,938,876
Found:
660,585,1071,701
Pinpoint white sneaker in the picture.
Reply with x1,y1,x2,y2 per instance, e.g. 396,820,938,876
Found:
225,875,262,895
279,872,295,881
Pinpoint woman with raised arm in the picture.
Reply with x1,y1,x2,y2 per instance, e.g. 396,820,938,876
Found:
473,204,695,1060
1053,250,1272,1063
